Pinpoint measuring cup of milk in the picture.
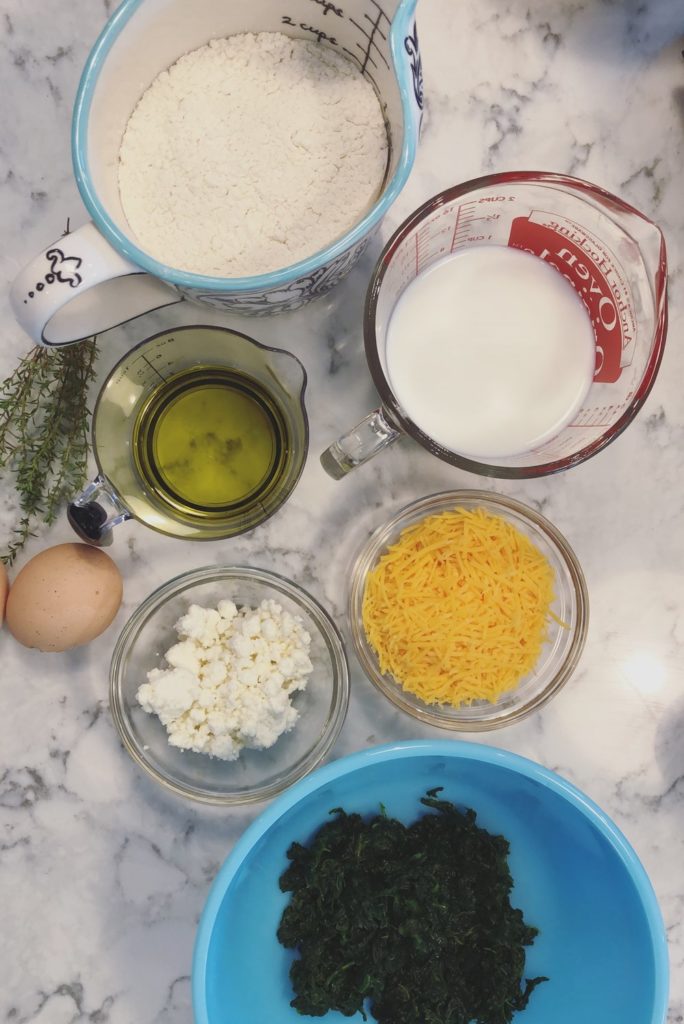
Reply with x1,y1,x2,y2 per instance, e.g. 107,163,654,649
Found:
321,171,668,479
10,0,422,345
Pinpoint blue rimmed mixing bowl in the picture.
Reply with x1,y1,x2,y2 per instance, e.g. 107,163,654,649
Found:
193,740,667,1024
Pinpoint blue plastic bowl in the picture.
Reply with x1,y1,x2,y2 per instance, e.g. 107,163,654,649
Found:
193,741,668,1024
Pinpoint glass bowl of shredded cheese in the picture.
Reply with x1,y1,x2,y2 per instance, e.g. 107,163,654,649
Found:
110,566,349,804
349,491,588,730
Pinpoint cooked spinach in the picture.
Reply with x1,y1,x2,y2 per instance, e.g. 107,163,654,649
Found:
277,788,547,1024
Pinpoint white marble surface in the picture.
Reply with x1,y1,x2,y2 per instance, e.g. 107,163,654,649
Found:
1,0,683,1021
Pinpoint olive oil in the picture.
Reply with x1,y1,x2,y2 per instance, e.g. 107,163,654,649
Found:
132,366,290,520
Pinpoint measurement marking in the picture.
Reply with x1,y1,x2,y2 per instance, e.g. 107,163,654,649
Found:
568,404,623,428
367,0,391,24
341,47,381,92
415,233,419,274
142,355,167,384
354,40,378,70
364,67,381,94
350,15,386,68
350,6,390,72
567,422,612,428
349,20,372,39
366,68,381,93
450,207,463,252
363,11,387,41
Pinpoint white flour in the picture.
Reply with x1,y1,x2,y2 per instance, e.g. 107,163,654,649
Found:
118,32,388,277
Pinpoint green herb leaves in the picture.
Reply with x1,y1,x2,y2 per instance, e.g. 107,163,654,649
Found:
0,341,98,563
278,789,547,1024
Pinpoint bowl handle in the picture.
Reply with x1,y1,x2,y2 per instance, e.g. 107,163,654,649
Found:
10,222,182,347
320,408,401,479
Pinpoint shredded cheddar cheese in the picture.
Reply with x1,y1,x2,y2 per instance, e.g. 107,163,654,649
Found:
362,507,562,707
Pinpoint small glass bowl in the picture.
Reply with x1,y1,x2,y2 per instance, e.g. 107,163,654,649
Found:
110,566,350,805
349,490,589,730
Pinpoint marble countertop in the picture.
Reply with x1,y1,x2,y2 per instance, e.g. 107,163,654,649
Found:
1,1,683,1021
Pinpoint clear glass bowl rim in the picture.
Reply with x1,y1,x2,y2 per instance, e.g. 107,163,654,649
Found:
110,564,350,804
348,489,589,730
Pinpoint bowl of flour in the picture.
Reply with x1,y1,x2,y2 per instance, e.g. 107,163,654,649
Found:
118,34,389,283
24,0,423,334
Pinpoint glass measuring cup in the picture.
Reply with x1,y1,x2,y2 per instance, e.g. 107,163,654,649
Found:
68,326,308,543
321,171,668,479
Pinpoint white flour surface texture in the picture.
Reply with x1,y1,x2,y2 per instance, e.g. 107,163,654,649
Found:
118,32,388,278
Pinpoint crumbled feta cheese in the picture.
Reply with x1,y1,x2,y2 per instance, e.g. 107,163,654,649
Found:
217,599,237,621
164,640,203,674
175,604,223,647
136,598,313,760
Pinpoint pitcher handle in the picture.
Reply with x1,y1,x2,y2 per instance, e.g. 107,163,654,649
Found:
67,474,132,546
320,408,401,480
10,222,182,347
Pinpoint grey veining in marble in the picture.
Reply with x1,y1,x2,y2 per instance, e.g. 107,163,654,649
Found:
1,0,684,1021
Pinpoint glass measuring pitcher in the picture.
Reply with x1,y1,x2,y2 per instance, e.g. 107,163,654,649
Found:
68,326,308,543
321,171,668,479
10,0,422,345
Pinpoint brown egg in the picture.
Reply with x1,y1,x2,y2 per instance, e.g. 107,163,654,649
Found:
6,543,123,652
0,562,8,626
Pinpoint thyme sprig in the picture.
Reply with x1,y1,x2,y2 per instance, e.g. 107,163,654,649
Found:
0,340,99,564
